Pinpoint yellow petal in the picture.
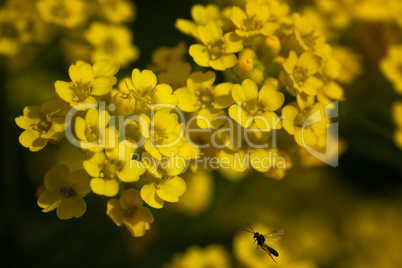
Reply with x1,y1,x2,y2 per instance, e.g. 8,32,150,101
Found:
260,22,280,36
258,84,284,111
223,32,244,53
68,170,91,197
298,52,321,74
131,69,157,91
55,81,74,103
213,82,234,109
174,87,200,112
209,54,237,70
189,44,210,67
232,79,258,103
140,183,164,209
37,191,62,212
282,105,298,135
283,51,298,73
156,176,186,203
90,178,119,197
295,127,317,148
228,104,253,128
118,161,146,182
297,92,315,110
152,84,178,106
254,111,281,130
197,108,225,129
175,18,196,36
187,71,216,92
120,188,143,210
19,130,47,151
106,198,124,226
250,149,271,173
230,6,247,30
56,197,87,219
198,21,222,45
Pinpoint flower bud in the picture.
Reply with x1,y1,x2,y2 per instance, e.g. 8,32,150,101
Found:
233,55,254,76
264,35,281,56
111,91,135,116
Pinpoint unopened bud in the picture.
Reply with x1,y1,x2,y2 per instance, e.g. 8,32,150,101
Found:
264,35,281,56
111,91,135,116
234,55,254,76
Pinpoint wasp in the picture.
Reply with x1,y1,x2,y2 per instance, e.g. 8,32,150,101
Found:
243,222,284,263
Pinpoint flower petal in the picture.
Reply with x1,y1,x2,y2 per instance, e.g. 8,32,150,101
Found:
140,183,164,209
156,176,186,203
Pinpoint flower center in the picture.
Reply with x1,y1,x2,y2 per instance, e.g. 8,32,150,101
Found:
51,4,71,19
102,160,122,179
207,39,226,60
301,30,319,50
103,38,117,53
85,125,99,142
123,206,138,218
32,114,53,134
244,100,265,116
125,121,142,143
72,80,92,103
1,23,19,39
241,17,265,32
60,186,76,198
195,87,214,109
293,66,309,87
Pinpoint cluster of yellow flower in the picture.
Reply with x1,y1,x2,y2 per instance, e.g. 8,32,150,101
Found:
0,0,138,67
15,0,347,237
381,46,402,151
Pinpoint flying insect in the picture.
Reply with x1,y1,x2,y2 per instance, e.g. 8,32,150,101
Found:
243,222,284,263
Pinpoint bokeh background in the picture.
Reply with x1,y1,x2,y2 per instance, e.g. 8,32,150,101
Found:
1,0,402,267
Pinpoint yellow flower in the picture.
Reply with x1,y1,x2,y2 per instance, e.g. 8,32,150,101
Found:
83,142,145,197
125,69,178,114
380,45,402,94
173,172,213,216
0,3,41,56
148,42,187,72
174,71,234,129
37,165,90,219
142,151,186,179
15,96,67,152
85,22,139,68
263,149,292,180
35,0,86,28
321,47,361,86
317,81,344,106
292,13,331,58
282,51,323,109
230,1,280,38
175,4,220,38
157,61,192,90
167,244,231,268
55,61,118,106
392,101,402,150
143,108,184,158
189,21,244,70
228,79,284,129
140,173,187,209
107,188,154,237
234,223,316,268
74,108,118,152
282,103,329,148
96,0,136,24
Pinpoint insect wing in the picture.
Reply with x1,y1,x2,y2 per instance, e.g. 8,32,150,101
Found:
264,229,284,242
